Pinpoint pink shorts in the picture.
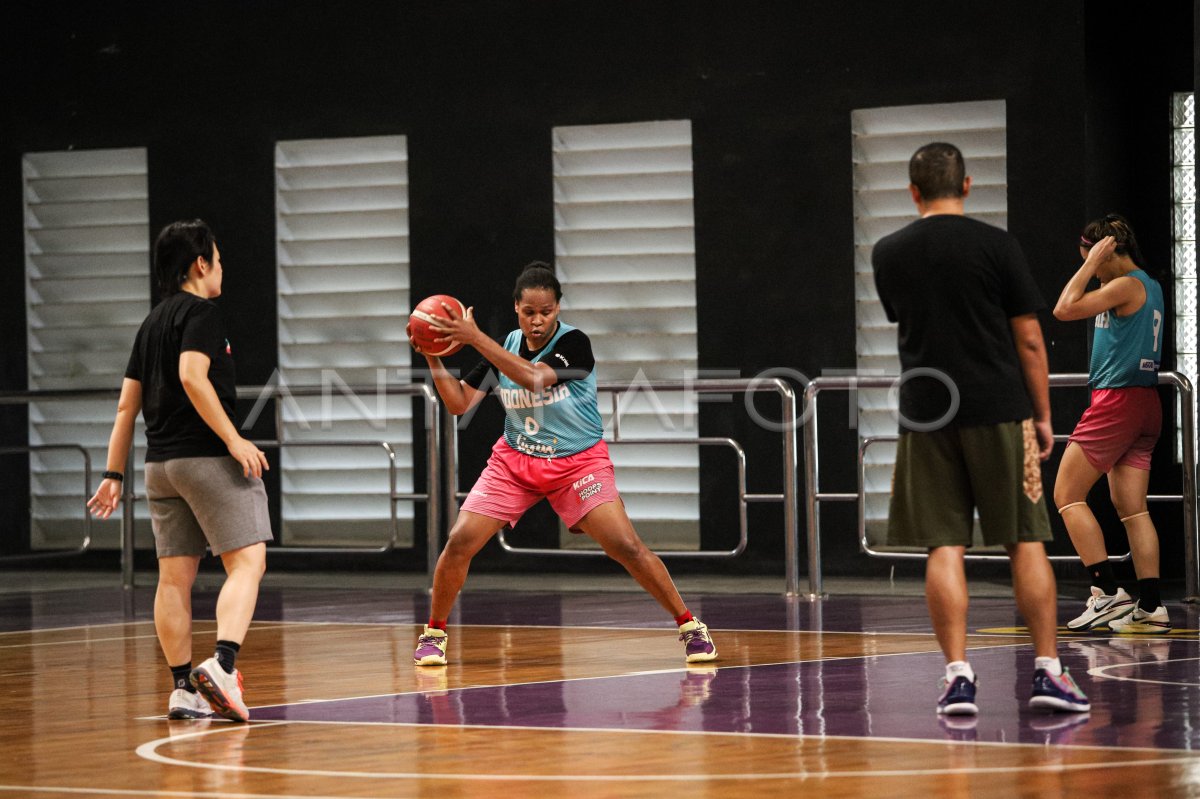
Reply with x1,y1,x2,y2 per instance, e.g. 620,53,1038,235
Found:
460,438,620,529
1068,387,1161,473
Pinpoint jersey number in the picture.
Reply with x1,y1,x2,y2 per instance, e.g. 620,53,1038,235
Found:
524,416,540,435
1152,309,1162,353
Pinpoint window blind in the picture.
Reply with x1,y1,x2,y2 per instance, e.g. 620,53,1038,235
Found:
23,148,150,548
275,135,412,545
553,120,700,548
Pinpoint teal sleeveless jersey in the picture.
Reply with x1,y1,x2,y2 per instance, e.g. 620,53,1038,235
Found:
496,322,604,458
1089,269,1164,388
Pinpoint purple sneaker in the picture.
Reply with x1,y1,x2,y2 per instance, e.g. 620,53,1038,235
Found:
414,626,448,666
678,619,717,662
1029,667,1090,712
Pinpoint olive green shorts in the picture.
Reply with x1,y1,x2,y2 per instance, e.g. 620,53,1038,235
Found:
888,419,1052,548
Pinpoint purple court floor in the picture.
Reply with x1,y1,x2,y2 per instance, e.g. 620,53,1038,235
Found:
4,582,1199,752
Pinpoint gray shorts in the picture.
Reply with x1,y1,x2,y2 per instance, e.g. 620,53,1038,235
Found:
145,457,273,557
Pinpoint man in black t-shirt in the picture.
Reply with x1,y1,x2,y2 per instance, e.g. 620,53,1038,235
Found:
871,143,1088,717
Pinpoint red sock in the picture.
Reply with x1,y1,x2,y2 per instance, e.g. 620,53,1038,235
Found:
428,619,447,631
674,610,694,626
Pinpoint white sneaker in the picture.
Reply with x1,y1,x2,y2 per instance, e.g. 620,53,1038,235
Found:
1066,586,1135,631
167,688,212,719
1109,605,1171,634
190,657,249,722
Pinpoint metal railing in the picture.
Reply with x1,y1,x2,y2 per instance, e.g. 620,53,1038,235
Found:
0,384,444,589
0,443,94,561
446,377,803,595
804,372,1199,602
0,388,135,580
245,383,442,577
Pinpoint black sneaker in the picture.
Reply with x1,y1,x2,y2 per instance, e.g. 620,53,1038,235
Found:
937,675,978,715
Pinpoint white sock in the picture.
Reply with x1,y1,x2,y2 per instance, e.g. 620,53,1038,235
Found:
946,660,975,683
1034,656,1063,676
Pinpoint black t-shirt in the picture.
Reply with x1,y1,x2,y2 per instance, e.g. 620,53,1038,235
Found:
462,327,596,391
871,215,1045,431
125,292,237,461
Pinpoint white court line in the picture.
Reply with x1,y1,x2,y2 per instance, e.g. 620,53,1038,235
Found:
0,620,155,636
133,720,1200,782
217,717,1194,756
0,622,303,650
0,618,1043,652
0,615,1053,639
1088,655,1200,687
0,784,381,799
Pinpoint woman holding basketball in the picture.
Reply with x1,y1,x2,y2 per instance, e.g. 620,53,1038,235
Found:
1052,214,1169,633
409,261,717,666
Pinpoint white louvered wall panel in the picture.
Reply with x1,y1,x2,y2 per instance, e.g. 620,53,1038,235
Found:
1172,93,1196,460
852,101,1008,543
276,136,413,545
553,120,700,548
23,148,151,549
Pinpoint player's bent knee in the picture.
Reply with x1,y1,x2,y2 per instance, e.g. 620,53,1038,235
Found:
604,538,648,566
1052,485,1083,511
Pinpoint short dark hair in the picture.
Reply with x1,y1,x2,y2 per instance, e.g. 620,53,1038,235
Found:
153,219,215,297
909,142,966,201
512,260,562,302
1080,213,1146,268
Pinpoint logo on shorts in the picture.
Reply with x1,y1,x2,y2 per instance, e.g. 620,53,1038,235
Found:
572,473,595,490
1140,358,1159,372
578,482,603,501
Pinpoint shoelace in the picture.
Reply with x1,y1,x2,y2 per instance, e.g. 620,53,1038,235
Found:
418,634,445,649
679,627,708,645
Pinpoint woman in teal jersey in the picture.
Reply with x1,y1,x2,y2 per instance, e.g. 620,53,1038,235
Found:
1052,214,1169,633
408,262,717,666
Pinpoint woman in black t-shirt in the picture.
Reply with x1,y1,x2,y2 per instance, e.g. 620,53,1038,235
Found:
87,220,272,723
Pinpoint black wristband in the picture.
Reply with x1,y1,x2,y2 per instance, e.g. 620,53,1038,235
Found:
102,470,124,482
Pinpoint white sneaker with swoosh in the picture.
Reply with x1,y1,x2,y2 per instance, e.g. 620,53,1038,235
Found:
1108,605,1171,634
1066,586,1134,631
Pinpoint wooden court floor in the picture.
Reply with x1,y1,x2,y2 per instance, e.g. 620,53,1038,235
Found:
2,584,1200,798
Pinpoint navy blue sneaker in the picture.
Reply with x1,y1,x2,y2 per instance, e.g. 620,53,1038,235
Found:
1029,667,1090,712
937,675,978,715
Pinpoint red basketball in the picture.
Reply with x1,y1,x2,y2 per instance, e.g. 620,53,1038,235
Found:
408,294,466,357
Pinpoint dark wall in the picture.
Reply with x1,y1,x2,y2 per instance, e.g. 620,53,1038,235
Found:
0,1,1193,575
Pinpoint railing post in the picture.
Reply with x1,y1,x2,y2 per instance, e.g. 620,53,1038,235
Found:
781,381,800,598
803,381,822,599
1175,373,1199,602
425,388,442,584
